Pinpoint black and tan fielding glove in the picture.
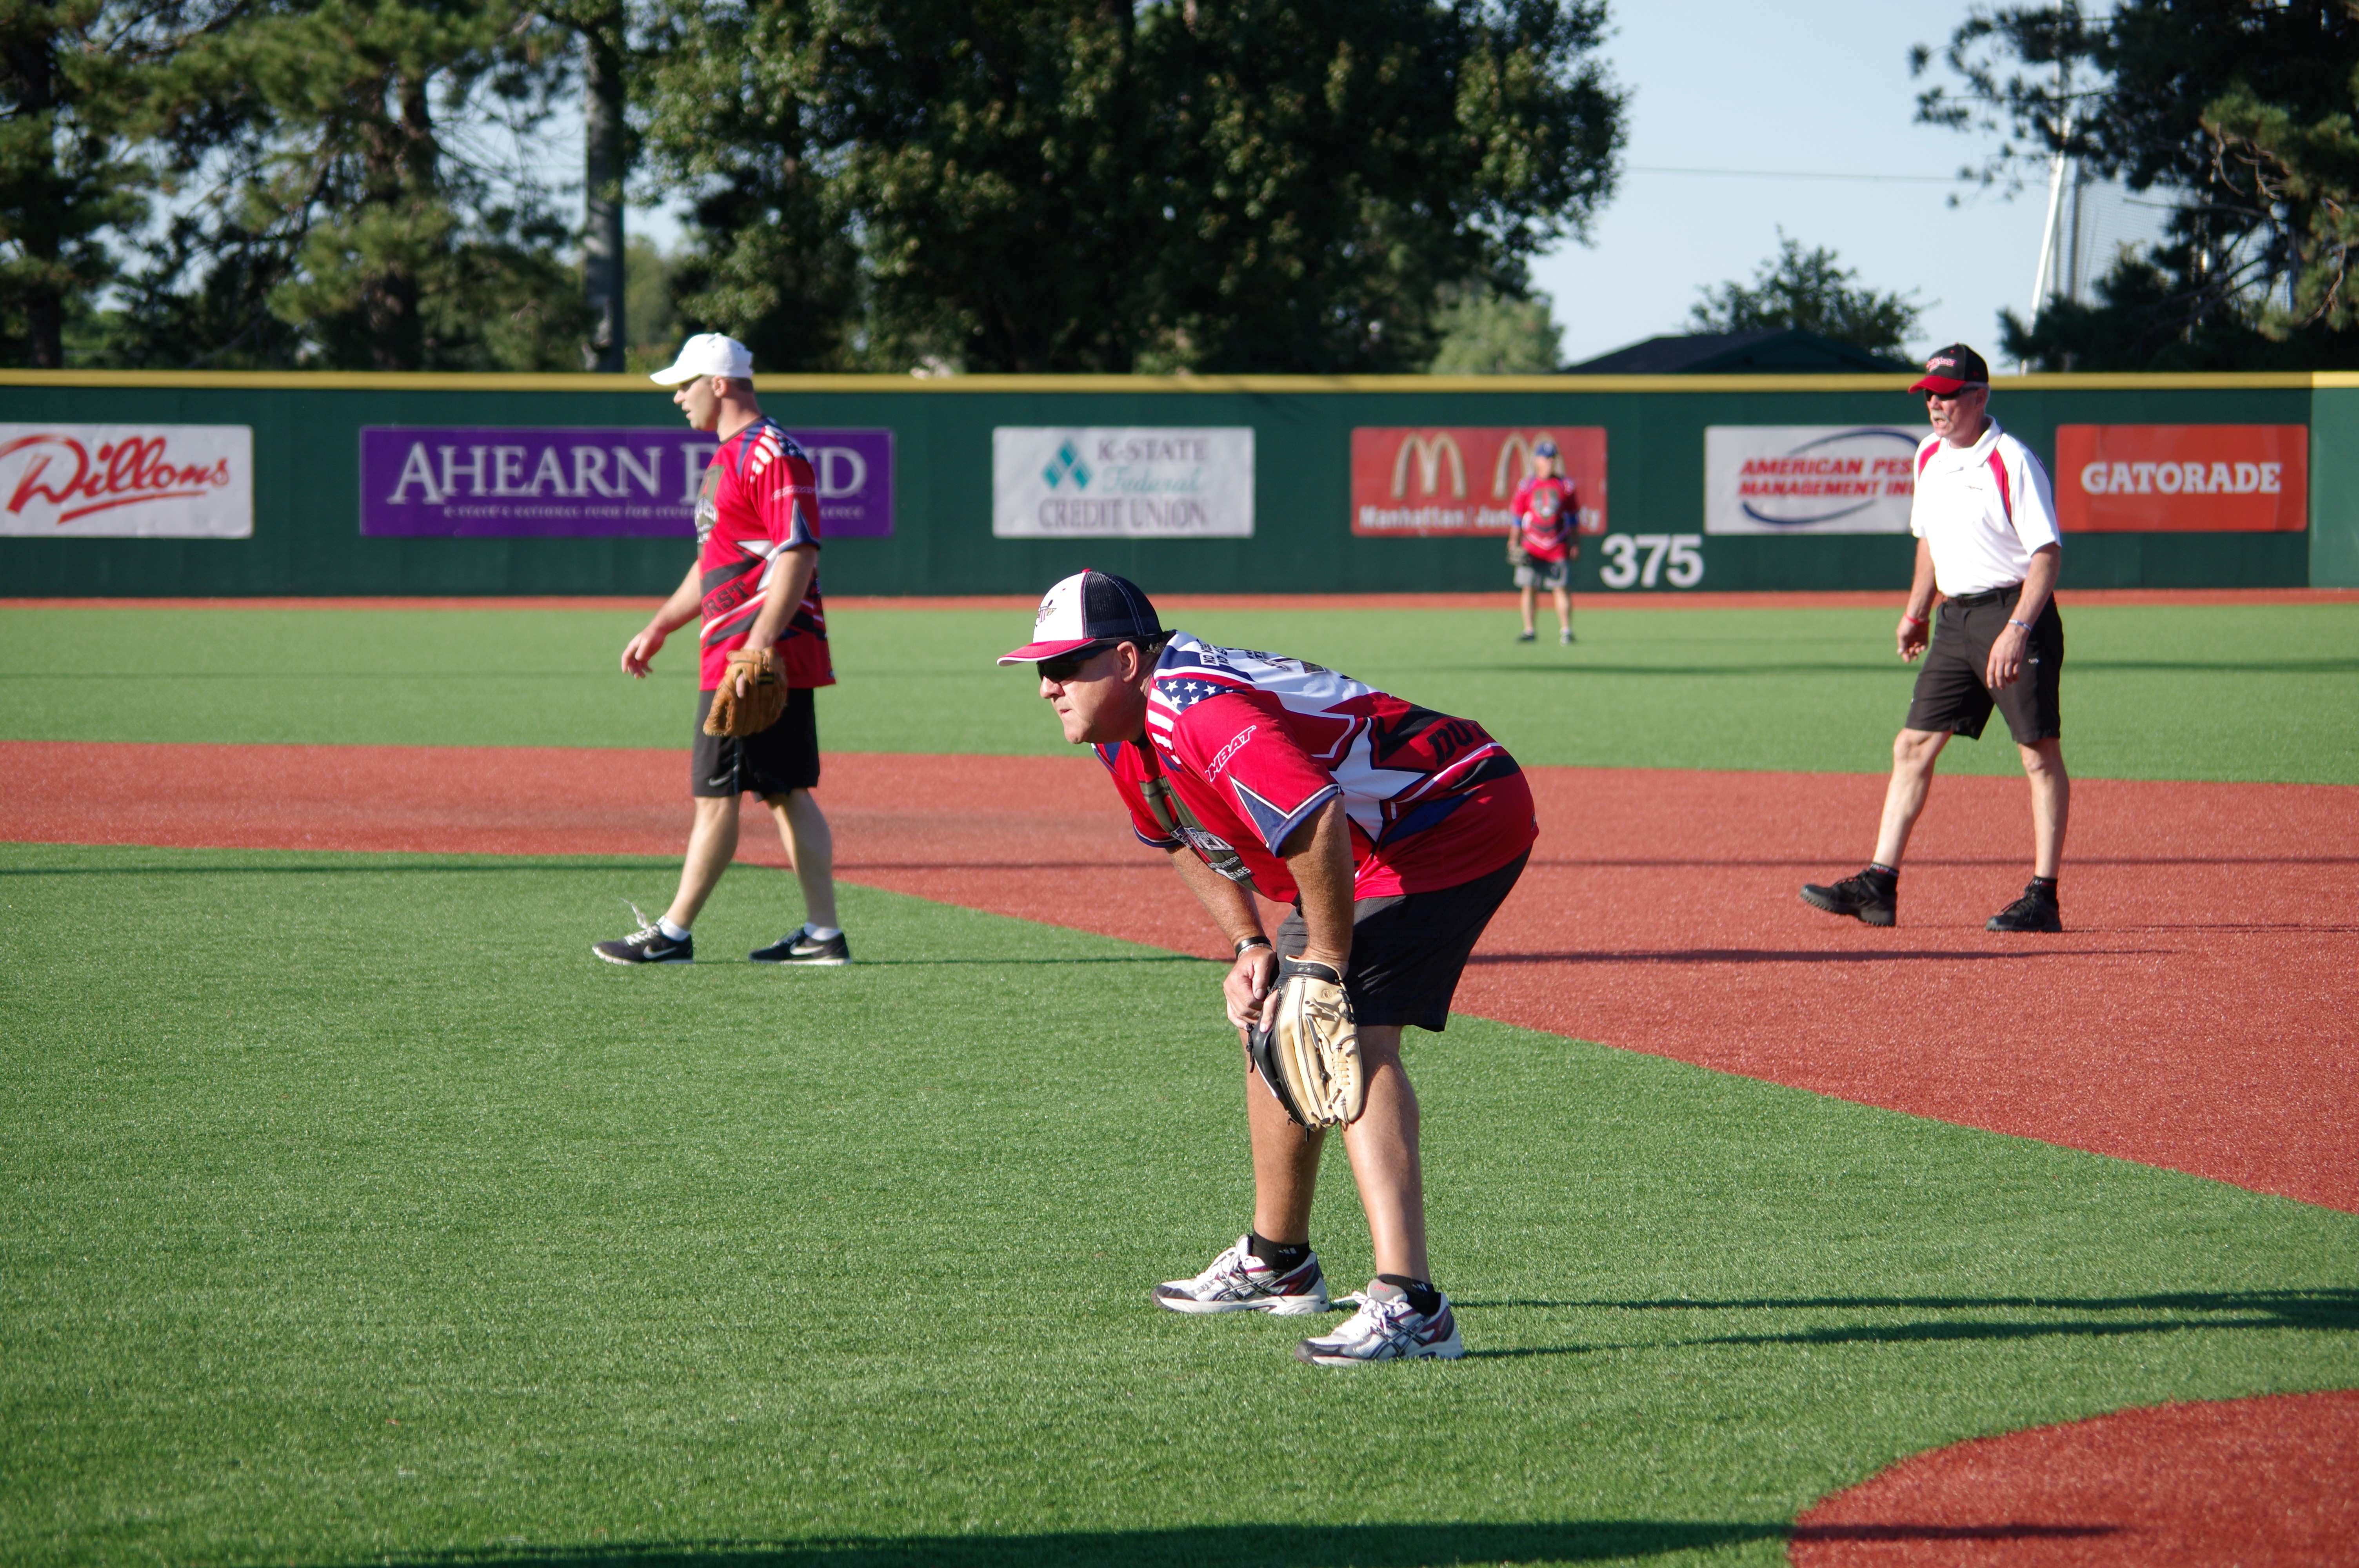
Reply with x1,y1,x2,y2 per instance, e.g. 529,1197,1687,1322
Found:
1249,956,1365,1129
702,647,788,737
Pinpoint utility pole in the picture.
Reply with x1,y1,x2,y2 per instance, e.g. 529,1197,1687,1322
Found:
2025,60,2074,373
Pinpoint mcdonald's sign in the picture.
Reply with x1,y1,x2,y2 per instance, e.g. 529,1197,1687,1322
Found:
1349,426,1606,537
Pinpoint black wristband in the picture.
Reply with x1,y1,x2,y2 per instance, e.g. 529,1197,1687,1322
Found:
1234,935,1272,958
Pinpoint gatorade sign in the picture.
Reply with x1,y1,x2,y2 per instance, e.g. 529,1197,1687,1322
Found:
2054,425,2306,532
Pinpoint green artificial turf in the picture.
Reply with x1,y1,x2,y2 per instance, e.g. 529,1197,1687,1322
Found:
3,602,2355,782
4,844,2355,1567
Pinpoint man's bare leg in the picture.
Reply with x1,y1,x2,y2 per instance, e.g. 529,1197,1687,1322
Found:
764,789,838,929
2019,739,2069,878
662,795,741,929
1518,584,1538,636
1871,728,1951,869
1243,1025,1425,1280
1244,1053,1323,1245
1554,585,1573,639
1337,1026,1428,1282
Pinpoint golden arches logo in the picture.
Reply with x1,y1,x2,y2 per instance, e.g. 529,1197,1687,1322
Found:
1492,432,1556,498
1390,433,1466,499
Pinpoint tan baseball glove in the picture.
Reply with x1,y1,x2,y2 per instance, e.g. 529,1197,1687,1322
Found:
702,647,788,737
1249,957,1365,1128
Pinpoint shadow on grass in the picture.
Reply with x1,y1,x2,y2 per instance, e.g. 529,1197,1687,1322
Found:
337,1521,1790,1568
1440,658,2359,678
1465,947,2168,965
1454,1288,2359,1362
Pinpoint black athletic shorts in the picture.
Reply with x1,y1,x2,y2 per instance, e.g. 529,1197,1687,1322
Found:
1273,850,1529,1034
691,685,821,798
1904,586,2063,745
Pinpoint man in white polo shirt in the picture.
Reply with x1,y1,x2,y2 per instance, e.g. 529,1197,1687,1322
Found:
1800,344,2069,933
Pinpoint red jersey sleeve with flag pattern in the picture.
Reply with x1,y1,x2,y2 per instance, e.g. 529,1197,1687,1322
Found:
696,419,834,691
1161,690,1342,864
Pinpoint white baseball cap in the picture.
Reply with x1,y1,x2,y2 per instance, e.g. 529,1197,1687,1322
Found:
997,569,1165,664
647,332,755,386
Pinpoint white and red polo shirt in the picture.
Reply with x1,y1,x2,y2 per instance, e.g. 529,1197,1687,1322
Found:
1092,635,1536,903
1910,419,2062,596
695,418,834,691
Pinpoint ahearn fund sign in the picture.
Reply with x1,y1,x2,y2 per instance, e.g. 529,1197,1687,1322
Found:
992,427,1254,539
358,426,894,537
1704,426,1921,535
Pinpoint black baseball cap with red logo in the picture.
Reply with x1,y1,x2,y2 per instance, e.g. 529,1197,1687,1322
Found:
997,568,1166,664
1910,344,1990,395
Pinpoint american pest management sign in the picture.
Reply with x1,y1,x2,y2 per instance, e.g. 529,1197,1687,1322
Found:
1703,426,1921,535
0,423,253,537
358,426,895,537
992,427,1254,538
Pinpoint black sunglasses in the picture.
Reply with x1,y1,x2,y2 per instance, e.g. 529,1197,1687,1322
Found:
1037,642,1117,681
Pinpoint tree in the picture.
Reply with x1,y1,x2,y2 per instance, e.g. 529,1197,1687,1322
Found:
2207,47,2359,335
1429,283,1559,372
0,0,227,366
633,0,861,372
636,0,1626,374
1688,232,1922,357
1913,0,2359,369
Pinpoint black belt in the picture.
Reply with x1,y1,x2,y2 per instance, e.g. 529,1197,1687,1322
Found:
1946,584,2022,608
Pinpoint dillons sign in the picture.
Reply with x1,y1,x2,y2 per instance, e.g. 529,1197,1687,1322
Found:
0,424,253,537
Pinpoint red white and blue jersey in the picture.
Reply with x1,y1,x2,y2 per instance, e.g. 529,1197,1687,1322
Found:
696,418,833,691
1509,474,1577,562
1092,633,1536,902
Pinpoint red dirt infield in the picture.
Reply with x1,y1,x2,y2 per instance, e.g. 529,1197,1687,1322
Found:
6,740,2352,1213
5,588,2353,613
1788,1390,2359,1566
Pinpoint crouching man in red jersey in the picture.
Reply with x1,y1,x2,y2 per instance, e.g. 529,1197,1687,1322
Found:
1001,570,1536,1365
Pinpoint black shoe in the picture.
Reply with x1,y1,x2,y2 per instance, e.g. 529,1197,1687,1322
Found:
1986,884,2062,933
593,923,692,964
749,926,852,965
1516,630,1537,643
1799,869,1896,927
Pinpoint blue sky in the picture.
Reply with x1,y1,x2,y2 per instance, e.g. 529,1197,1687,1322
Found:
1531,0,2065,366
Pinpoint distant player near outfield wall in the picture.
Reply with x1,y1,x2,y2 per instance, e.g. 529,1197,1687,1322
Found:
1801,343,2070,934
1002,570,1536,1365
592,333,851,967
1507,438,1578,644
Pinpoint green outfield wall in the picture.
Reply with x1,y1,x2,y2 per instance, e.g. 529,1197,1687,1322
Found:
0,369,2345,598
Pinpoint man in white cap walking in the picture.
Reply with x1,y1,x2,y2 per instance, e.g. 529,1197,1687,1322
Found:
592,333,851,966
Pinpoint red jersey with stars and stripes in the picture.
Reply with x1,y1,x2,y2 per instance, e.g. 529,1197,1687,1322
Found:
1092,634,1536,903
696,418,833,691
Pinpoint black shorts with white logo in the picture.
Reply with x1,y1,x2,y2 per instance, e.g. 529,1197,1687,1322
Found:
1904,587,2063,744
1274,850,1529,1034
691,684,821,798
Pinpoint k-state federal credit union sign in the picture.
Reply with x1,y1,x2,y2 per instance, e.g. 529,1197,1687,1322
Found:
0,423,253,537
992,427,1254,538
1704,426,1921,534
359,426,894,537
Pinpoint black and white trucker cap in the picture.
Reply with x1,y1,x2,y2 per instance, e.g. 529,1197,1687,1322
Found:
996,569,1165,664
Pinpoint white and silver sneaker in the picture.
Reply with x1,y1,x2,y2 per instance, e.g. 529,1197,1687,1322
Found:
1152,1236,1330,1316
1293,1281,1464,1364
